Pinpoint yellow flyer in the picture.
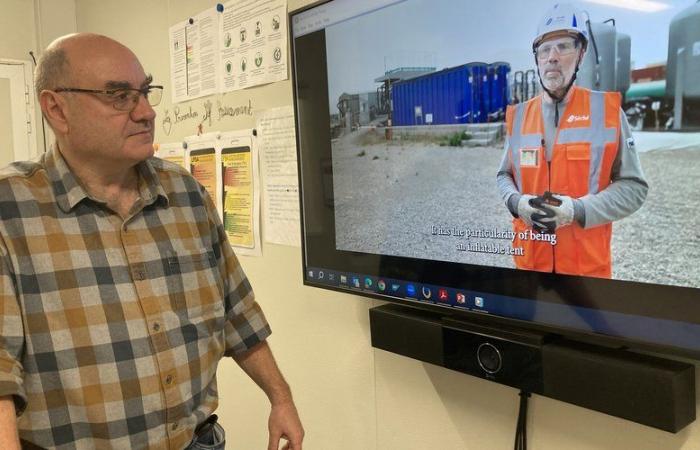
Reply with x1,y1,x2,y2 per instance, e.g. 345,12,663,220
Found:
154,142,187,170
190,149,218,208
221,147,253,247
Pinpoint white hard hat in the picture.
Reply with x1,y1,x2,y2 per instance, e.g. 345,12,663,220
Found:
533,3,588,53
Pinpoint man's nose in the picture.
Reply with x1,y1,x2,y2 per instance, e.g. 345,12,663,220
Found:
130,93,156,122
547,48,560,63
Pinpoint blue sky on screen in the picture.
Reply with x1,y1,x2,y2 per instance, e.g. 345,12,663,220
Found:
325,0,694,108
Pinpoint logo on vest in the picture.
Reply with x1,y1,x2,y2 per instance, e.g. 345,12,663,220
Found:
567,114,589,123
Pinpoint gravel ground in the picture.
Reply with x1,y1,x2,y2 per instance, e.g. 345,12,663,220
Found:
332,128,700,288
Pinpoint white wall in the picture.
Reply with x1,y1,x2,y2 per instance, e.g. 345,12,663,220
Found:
10,0,700,448
0,0,76,161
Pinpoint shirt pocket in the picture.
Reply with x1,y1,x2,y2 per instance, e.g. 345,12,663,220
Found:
167,248,225,327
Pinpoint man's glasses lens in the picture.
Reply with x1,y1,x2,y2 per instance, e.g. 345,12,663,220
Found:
112,86,163,111
536,41,577,60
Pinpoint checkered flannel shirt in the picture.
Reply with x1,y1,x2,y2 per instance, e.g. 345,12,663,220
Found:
0,148,271,449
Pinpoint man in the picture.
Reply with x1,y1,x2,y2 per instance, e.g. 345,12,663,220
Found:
497,3,648,278
0,33,304,449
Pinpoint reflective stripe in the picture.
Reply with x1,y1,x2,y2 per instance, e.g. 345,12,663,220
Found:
556,91,617,194
509,103,543,192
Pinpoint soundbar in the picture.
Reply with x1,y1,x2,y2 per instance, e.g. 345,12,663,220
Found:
369,303,695,432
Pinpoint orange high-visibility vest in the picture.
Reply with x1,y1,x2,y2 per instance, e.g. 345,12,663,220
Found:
505,86,621,278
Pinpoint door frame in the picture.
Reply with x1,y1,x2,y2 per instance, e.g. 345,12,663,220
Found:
0,59,38,162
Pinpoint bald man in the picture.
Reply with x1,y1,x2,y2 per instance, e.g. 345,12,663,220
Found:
0,34,303,449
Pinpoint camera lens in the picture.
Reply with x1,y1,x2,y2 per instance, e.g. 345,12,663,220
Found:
477,342,502,374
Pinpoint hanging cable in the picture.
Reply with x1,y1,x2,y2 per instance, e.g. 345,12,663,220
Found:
514,390,531,450
28,51,49,154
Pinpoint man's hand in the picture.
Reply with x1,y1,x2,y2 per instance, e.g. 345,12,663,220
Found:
233,342,305,450
533,194,574,232
0,396,20,450
268,400,304,450
516,194,542,228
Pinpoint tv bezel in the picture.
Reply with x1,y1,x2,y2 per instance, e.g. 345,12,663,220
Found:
288,0,700,361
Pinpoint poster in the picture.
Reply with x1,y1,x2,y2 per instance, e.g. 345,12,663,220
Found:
169,8,219,103
219,0,288,92
186,134,221,217
256,106,300,247
154,142,187,169
185,132,262,256
221,133,261,256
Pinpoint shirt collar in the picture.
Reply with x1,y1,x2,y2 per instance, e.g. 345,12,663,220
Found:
45,147,169,213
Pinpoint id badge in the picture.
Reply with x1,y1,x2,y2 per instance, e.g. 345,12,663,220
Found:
519,147,539,167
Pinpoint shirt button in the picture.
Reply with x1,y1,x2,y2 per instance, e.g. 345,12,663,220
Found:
152,322,161,332
165,374,173,385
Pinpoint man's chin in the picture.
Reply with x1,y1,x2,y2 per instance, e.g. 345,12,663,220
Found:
125,143,155,162
543,81,565,92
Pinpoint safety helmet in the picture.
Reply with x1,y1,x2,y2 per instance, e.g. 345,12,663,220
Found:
532,3,588,54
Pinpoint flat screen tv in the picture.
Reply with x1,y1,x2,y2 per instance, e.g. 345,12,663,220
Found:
290,0,700,358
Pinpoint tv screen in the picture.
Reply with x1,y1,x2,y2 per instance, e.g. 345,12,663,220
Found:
290,0,700,357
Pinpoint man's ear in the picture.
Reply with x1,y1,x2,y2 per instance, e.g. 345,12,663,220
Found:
39,90,69,135
577,46,586,67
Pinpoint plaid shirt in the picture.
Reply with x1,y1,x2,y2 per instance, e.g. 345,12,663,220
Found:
0,148,270,449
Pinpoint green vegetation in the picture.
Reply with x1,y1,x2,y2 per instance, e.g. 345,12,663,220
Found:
440,131,472,147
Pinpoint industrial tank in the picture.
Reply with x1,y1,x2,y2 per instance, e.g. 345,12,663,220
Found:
666,1,700,99
577,21,617,92
616,32,631,96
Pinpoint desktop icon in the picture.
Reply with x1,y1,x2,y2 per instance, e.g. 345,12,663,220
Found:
421,286,432,299
391,283,401,292
328,273,336,282
352,277,360,288
438,289,449,302
475,296,484,308
308,270,314,278
377,280,386,292
406,284,416,297
340,275,347,284
456,292,466,304
364,277,373,289
318,271,325,279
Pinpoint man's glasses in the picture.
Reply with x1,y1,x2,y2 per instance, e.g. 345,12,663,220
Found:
54,85,163,111
535,39,579,61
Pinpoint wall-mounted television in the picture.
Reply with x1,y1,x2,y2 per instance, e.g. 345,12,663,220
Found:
290,0,700,358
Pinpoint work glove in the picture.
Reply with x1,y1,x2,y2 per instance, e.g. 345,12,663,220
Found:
531,193,574,233
516,194,543,228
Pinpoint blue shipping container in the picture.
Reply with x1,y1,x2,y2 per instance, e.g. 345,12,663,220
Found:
391,63,490,126
488,62,511,120
470,62,489,123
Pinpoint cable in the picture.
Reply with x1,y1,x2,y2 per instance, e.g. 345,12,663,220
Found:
514,390,531,450
28,51,49,154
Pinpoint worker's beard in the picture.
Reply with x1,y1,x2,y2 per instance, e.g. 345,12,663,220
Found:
540,65,574,99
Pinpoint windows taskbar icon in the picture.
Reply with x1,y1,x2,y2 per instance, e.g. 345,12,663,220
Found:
406,284,416,297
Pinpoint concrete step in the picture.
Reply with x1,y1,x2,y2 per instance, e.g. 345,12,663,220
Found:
462,137,501,147
468,129,501,140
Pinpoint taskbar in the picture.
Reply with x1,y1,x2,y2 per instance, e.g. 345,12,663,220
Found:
304,266,700,353
306,267,498,314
